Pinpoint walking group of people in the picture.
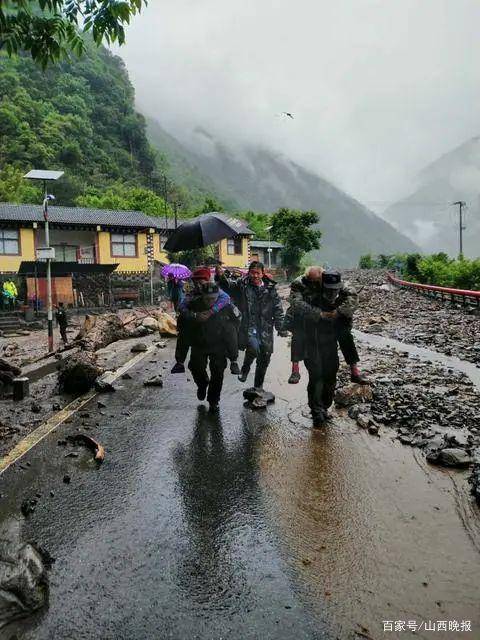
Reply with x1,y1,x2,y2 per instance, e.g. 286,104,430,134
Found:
171,260,368,427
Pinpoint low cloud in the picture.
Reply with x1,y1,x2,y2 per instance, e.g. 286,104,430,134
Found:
118,0,480,210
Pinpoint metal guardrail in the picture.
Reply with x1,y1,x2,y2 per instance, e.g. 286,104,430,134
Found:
387,272,480,306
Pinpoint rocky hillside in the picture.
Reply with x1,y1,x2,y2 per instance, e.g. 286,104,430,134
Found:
148,125,418,267
383,136,480,256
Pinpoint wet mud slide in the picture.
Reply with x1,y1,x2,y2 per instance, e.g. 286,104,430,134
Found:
264,343,480,640
0,337,478,639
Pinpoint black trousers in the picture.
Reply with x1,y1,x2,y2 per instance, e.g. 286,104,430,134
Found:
175,330,190,363
189,349,227,405
290,320,359,366
242,339,271,389
59,325,68,343
304,358,338,421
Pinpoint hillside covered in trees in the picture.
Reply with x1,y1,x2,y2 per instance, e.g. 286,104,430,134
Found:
0,42,161,205
0,42,417,266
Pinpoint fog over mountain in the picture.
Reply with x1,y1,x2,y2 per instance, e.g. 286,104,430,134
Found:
148,120,417,266
383,137,480,257
118,0,480,213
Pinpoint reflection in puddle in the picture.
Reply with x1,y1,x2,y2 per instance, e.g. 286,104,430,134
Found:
259,343,480,639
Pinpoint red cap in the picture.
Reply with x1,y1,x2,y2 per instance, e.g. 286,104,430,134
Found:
192,267,211,281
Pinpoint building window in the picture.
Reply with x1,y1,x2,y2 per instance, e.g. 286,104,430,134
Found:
52,244,78,262
0,229,19,255
227,236,243,255
111,233,136,257
160,236,168,250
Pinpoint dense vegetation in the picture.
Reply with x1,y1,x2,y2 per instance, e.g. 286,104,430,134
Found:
0,0,145,67
0,43,158,204
360,252,480,290
0,44,322,272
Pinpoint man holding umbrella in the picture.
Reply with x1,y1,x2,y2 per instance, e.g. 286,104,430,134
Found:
216,261,286,391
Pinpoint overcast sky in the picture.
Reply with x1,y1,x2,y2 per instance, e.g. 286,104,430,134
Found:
118,0,480,211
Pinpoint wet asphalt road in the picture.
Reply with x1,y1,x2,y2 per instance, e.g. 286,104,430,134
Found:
1,337,480,639
0,340,329,640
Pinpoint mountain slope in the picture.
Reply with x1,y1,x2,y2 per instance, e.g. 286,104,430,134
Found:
148,126,418,266
383,137,480,256
0,45,156,204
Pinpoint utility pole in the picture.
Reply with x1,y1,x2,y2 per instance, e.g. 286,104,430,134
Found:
163,175,168,231
452,201,466,258
173,201,178,230
266,225,273,270
23,170,63,353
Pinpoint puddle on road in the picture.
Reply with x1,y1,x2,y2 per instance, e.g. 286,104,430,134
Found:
354,330,480,391
256,342,480,639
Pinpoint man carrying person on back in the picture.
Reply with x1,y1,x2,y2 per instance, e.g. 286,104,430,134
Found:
172,267,240,375
178,268,241,413
289,268,348,428
285,266,368,385
216,261,286,391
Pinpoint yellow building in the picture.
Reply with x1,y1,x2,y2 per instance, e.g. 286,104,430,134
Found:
0,204,253,276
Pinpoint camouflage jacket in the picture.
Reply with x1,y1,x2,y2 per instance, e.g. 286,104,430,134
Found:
288,276,358,320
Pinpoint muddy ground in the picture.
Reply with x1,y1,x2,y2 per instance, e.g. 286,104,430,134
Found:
0,330,169,458
345,269,480,365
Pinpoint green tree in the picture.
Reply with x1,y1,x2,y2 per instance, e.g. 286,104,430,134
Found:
270,207,321,277
0,0,146,68
239,210,271,239
0,164,41,202
76,184,172,218
359,254,374,269
0,45,164,204
198,196,225,214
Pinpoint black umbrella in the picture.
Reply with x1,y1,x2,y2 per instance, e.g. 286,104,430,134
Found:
164,213,246,252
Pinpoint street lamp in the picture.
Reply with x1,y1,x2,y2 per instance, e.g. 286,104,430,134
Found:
265,225,273,270
24,169,64,352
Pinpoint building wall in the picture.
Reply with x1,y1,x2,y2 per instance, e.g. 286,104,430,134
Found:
0,227,35,273
218,237,250,268
97,230,149,272
153,234,169,264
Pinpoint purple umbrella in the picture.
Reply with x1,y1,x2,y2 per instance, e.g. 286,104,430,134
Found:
161,263,192,280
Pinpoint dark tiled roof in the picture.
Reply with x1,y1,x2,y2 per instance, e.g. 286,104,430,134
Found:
0,204,253,234
250,240,284,248
0,203,168,229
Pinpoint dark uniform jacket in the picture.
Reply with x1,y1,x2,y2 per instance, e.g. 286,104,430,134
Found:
180,295,240,357
287,276,358,367
55,308,68,328
217,274,284,353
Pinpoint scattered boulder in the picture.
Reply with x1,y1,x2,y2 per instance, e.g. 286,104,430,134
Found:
20,499,38,517
58,352,102,395
0,520,49,629
94,371,116,393
30,402,42,414
131,343,148,353
3,343,19,358
141,317,159,331
335,384,373,408
243,387,275,404
426,447,473,468
468,463,480,505
128,325,149,338
143,375,163,387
